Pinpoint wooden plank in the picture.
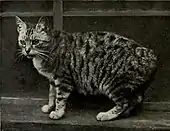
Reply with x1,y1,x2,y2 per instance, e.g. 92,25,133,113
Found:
1,0,170,1
53,0,63,30
64,10,170,16
2,103,170,130
0,97,47,105
1,0,52,1
0,12,53,17
63,0,170,1
1,97,170,112
144,102,170,112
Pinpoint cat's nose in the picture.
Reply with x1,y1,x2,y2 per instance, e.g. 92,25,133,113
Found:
25,48,31,54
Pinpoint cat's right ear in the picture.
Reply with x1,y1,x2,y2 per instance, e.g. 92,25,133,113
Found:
15,16,27,33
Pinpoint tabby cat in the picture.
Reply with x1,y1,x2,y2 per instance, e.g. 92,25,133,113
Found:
15,16,157,121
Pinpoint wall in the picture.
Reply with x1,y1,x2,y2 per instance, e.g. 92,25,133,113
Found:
1,1,170,102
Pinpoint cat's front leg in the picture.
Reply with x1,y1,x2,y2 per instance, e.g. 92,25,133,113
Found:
49,80,71,120
41,84,56,113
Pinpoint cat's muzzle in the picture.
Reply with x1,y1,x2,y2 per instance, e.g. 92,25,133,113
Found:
27,54,36,59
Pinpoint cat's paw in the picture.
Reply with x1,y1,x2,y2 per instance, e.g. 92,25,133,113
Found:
49,110,65,120
96,112,118,121
41,105,53,113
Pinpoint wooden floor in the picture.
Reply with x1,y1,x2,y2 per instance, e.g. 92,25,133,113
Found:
1,102,170,131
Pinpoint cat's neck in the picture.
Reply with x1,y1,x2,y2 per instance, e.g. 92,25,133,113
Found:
32,56,43,70
32,56,54,80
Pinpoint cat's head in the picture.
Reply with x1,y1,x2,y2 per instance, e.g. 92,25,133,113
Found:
15,16,51,59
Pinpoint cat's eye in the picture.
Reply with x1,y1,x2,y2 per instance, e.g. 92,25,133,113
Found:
32,39,39,45
20,40,26,45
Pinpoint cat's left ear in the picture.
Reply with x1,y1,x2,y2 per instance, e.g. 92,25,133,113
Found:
15,16,27,33
36,17,50,32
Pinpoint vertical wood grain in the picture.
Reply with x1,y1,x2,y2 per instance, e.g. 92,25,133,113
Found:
53,0,63,31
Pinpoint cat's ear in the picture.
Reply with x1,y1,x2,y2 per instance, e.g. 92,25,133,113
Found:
15,16,27,33
35,17,49,32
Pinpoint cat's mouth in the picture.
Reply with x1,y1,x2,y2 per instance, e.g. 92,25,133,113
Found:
26,54,36,59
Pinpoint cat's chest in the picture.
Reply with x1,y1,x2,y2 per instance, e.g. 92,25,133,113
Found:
32,57,53,80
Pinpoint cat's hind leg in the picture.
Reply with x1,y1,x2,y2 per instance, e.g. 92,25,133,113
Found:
96,84,135,121
122,95,143,117
42,83,56,113
96,102,128,121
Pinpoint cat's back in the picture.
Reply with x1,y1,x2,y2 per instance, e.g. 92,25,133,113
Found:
70,31,140,52
69,31,157,95
70,31,156,66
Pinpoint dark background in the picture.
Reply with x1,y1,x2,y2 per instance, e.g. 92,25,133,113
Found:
1,1,170,102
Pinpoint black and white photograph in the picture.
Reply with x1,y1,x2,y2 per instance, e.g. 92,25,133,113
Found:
1,0,170,130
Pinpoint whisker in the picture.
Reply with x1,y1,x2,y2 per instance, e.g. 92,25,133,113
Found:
38,52,51,60
15,51,22,56
15,50,25,62
35,49,50,53
37,54,48,61
19,55,24,61
15,53,24,62
16,49,22,51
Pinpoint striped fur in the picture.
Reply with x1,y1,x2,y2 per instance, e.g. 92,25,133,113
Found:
16,16,157,121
